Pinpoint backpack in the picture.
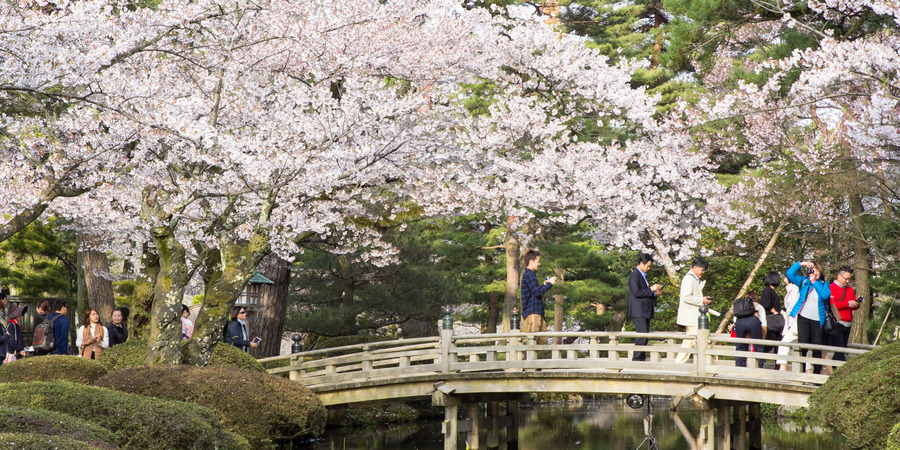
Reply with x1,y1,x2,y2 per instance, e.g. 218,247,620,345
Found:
733,296,756,318
32,314,59,352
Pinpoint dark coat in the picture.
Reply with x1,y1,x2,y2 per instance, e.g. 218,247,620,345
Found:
628,268,656,319
225,320,251,352
107,323,128,347
47,312,70,355
5,321,24,355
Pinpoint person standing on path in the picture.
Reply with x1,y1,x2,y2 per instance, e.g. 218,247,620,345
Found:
47,300,69,355
520,249,557,345
828,266,860,363
786,261,832,374
225,306,259,352
675,257,712,363
628,253,662,361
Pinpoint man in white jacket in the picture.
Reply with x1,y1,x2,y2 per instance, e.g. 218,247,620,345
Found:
675,257,712,363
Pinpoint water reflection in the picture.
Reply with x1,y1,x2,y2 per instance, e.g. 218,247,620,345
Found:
304,398,847,450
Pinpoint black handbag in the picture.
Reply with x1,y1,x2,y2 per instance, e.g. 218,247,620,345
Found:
823,287,845,335
766,313,785,332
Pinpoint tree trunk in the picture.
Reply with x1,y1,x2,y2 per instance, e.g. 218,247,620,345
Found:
715,224,785,333
130,242,158,340
849,193,871,344
248,253,290,358
185,235,270,366
74,244,86,353
146,225,188,365
78,231,116,324
553,267,565,333
648,229,680,285
487,292,500,334
502,219,520,333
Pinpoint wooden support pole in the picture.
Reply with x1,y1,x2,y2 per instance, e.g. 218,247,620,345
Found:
468,403,480,450
444,403,459,450
733,403,747,449
441,328,454,374
487,401,499,450
717,404,732,450
749,403,762,450
506,400,519,449
699,407,715,450
696,328,710,376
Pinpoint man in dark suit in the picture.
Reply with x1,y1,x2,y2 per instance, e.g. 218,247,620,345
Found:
628,253,662,361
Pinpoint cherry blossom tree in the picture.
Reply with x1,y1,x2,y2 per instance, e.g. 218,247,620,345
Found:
1,0,745,362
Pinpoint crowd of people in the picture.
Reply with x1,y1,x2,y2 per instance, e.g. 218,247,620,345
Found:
518,249,863,373
624,254,861,372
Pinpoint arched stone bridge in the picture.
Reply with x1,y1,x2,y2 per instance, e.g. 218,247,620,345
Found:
261,330,871,408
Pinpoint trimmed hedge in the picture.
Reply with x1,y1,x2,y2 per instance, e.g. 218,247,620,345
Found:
98,339,266,372
0,432,98,449
0,355,108,385
96,339,148,372
207,342,266,373
809,340,900,448
889,422,900,450
0,406,118,448
0,381,249,449
95,365,326,445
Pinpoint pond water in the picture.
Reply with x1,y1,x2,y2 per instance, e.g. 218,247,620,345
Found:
301,398,848,450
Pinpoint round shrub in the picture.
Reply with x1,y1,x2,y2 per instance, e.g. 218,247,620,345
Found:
0,432,99,449
0,381,248,449
208,342,266,372
96,365,326,445
0,406,118,448
0,355,108,385
97,339,148,372
809,340,900,448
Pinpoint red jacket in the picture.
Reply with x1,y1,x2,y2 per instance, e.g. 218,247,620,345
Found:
830,283,859,322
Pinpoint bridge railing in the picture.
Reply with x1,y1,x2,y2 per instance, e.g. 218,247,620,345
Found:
262,330,869,388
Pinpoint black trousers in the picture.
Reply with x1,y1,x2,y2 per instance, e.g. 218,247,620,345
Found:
828,323,852,361
632,317,650,361
797,316,823,374
734,316,764,368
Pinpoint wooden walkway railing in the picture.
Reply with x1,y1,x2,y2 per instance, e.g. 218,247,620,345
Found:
261,330,872,393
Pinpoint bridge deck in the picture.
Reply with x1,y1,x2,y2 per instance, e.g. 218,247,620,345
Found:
262,330,872,408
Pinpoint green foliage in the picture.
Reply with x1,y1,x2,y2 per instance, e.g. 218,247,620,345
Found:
0,432,100,450
0,218,76,298
96,339,148,372
206,342,266,373
0,407,118,449
327,403,421,427
289,218,481,337
0,381,248,449
0,355,108,385
809,340,900,448
888,422,900,450
95,365,326,445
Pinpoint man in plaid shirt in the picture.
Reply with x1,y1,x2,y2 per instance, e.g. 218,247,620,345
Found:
520,249,557,344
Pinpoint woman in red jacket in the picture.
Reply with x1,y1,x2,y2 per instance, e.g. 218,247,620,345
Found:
829,266,861,362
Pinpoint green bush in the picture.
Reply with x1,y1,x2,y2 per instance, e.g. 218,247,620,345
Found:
888,422,900,450
0,355,108,385
0,432,99,449
809,340,900,448
0,381,248,449
0,407,118,449
96,339,148,372
98,340,266,372
207,342,266,372
95,365,326,445
327,403,420,427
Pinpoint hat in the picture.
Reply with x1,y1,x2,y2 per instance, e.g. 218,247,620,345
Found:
7,304,27,320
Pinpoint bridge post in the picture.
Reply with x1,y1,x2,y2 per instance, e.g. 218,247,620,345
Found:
696,305,710,376
749,402,762,449
696,329,710,376
506,400,519,449
487,402,499,449
441,309,454,374
468,403,480,450
433,390,460,450
716,403,732,450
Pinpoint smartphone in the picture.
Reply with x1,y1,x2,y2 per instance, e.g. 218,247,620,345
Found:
252,337,262,344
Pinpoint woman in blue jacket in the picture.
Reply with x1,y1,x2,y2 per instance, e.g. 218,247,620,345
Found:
786,261,833,374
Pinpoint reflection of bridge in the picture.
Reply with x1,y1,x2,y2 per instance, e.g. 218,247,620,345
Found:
262,329,871,449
